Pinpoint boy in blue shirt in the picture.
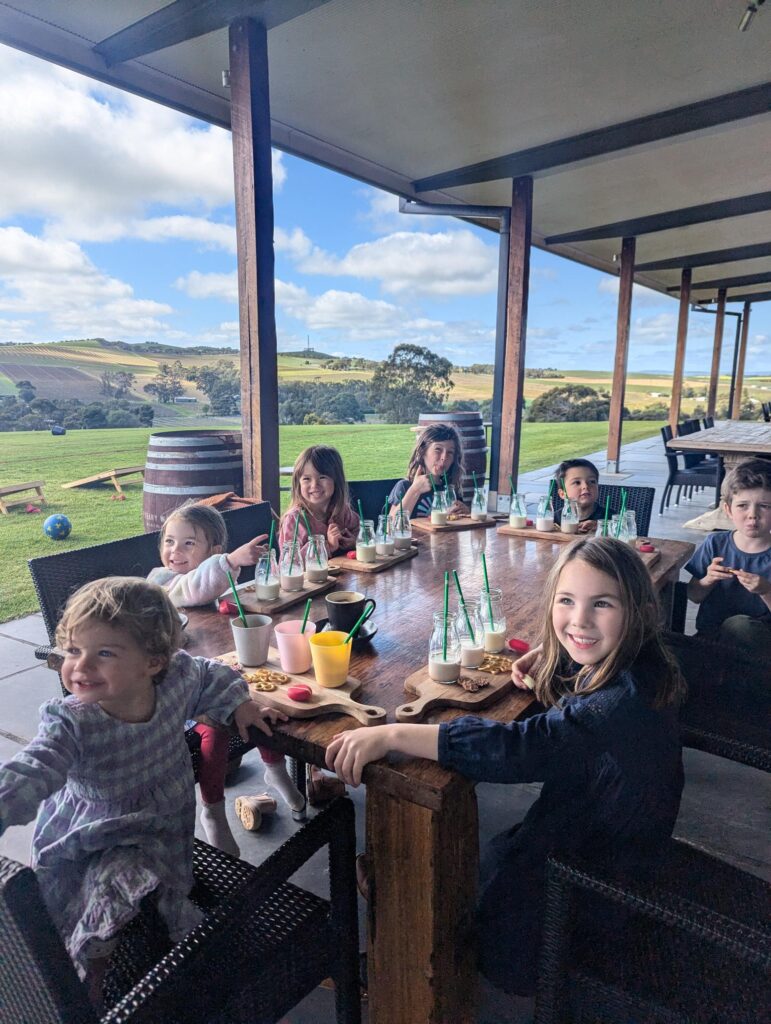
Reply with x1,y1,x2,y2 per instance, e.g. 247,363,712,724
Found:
686,458,771,658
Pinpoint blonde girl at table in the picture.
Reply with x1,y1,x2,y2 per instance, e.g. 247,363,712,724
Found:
326,537,685,996
387,422,469,519
148,502,305,856
279,445,359,557
0,578,283,1007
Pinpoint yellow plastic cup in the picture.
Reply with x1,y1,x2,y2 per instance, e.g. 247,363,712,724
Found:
309,630,352,688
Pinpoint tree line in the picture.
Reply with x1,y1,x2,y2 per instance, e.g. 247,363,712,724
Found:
0,382,154,432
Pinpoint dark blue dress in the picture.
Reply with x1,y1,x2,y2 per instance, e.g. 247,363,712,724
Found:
437,653,683,994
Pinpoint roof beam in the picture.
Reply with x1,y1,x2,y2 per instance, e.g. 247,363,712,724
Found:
412,82,771,192
545,191,771,245
669,271,771,292
721,289,771,304
94,0,332,66
636,242,771,272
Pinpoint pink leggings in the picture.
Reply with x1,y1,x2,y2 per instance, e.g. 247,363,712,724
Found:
194,724,283,805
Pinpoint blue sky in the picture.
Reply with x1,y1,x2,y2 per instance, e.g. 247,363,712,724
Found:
0,43,767,374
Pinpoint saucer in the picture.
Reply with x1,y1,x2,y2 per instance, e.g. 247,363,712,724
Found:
314,617,378,647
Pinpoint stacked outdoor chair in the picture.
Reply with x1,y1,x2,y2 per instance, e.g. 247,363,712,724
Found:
348,478,402,521
28,504,281,783
659,425,722,514
534,838,771,1024
0,797,360,1023
762,401,771,423
553,483,655,538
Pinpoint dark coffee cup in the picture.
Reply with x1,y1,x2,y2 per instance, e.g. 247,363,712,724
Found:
325,591,376,632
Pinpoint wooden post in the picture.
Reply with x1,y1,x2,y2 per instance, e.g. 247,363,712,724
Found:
606,236,636,473
229,17,280,508
668,267,691,431
496,176,532,494
707,287,726,418
731,301,751,419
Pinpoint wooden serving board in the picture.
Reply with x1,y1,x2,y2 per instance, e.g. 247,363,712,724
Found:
224,575,337,614
395,662,514,723
411,515,497,534
218,648,387,726
496,524,662,568
328,544,418,574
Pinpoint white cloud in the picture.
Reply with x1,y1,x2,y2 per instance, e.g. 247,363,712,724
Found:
598,277,669,307
175,270,238,302
0,227,172,337
0,46,285,239
274,227,313,260
298,229,498,297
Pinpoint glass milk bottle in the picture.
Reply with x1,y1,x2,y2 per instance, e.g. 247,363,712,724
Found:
304,534,329,583
356,519,377,563
392,508,412,550
430,490,448,526
428,611,461,683
622,510,637,546
536,495,554,533
255,550,280,601
456,602,484,668
470,487,488,521
375,514,395,557
479,587,506,652
509,492,527,529
279,543,305,592
560,498,580,534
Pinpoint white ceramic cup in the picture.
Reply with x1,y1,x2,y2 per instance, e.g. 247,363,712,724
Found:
231,613,273,667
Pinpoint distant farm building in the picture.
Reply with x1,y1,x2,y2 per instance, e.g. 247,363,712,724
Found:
174,396,198,404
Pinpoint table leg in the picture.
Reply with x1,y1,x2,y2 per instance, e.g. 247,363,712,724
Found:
366,777,478,1024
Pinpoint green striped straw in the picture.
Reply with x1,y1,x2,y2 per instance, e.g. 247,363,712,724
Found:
615,489,628,539
226,570,248,627
546,478,555,506
443,470,449,492
443,571,449,660
603,494,611,537
508,473,515,498
344,604,372,644
452,569,475,642
263,520,275,580
428,473,436,494
383,495,389,536
480,552,494,625
289,510,300,566
301,509,320,565
300,597,312,634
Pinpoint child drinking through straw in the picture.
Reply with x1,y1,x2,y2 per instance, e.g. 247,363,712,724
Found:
279,445,359,557
388,422,469,518
0,577,284,1006
148,502,304,854
685,458,771,660
326,538,685,996
553,458,603,532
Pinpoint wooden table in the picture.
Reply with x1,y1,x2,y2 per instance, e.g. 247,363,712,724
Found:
667,422,771,502
176,529,695,1023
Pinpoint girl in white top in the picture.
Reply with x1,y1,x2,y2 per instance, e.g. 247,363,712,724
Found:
148,503,305,855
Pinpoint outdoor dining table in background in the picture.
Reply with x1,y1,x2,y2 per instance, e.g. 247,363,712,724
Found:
667,421,771,507
180,527,694,1024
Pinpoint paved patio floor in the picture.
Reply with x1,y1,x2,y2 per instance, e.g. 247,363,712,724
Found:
0,433,767,1023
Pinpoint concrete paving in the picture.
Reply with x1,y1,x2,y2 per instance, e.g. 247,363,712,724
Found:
0,433,767,1023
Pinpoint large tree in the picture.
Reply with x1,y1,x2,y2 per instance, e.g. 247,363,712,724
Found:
369,344,454,423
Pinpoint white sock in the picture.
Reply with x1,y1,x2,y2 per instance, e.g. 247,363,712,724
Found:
264,761,305,812
200,801,240,858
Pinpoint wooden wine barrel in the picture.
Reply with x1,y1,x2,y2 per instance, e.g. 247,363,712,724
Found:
416,412,488,502
143,430,243,532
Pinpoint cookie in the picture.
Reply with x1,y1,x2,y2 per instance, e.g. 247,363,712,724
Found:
458,676,490,693
478,654,512,674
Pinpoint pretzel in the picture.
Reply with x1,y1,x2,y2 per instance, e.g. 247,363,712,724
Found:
248,680,277,692
243,669,289,686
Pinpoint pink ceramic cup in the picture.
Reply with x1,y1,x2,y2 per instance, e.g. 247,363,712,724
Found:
274,619,317,674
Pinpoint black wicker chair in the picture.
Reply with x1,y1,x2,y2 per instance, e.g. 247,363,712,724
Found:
659,425,722,514
348,478,402,522
0,797,360,1024
553,484,655,538
762,402,770,423
664,630,771,772
535,839,771,1024
28,505,275,779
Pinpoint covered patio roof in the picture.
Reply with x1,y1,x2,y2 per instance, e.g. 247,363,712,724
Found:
0,0,769,303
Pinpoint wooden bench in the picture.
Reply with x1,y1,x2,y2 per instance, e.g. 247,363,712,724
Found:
61,465,144,495
0,480,46,514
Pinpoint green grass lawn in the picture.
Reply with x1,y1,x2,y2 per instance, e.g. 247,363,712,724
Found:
0,420,662,622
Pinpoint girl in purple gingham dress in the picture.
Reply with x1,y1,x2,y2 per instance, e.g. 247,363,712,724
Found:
0,577,283,1004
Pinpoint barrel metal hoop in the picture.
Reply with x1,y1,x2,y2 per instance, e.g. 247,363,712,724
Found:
148,435,240,447
145,460,243,472
142,483,239,495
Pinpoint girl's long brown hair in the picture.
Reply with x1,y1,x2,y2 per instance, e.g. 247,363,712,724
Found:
290,445,350,524
407,423,464,488
533,537,685,709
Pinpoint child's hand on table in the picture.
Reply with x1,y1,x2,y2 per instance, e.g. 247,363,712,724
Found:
327,522,342,550
233,702,288,742
578,519,597,534
512,645,541,690
704,556,735,585
227,535,269,568
326,726,393,786
448,499,470,515
734,570,771,596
